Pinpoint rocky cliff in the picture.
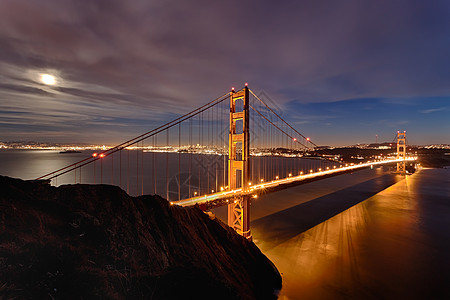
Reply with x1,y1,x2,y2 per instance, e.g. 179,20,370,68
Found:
0,176,281,299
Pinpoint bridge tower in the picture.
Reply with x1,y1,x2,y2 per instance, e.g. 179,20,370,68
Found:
396,131,406,174
228,86,251,240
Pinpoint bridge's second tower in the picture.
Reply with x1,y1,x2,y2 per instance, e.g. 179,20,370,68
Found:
228,86,251,240
397,131,406,174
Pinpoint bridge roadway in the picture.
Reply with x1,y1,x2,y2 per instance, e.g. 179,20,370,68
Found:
171,157,416,209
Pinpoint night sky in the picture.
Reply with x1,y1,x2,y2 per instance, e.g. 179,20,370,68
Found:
0,0,449,146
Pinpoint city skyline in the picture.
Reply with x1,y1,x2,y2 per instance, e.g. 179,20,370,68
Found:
0,1,449,146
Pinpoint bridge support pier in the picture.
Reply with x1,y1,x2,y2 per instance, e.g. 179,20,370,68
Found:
227,86,252,240
228,195,251,239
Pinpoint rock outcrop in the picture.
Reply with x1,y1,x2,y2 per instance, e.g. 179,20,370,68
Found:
0,176,281,299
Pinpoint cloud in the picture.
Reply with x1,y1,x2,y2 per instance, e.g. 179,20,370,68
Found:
419,107,447,114
0,0,449,144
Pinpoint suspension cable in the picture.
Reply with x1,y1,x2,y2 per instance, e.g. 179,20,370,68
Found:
249,104,309,149
249,89,318,147
36,91,233,181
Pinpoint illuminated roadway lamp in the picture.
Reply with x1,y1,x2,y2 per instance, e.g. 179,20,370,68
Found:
99,154,105,158
252,194,258,198
220,186,224,191
248,182,252,186
288,173,292,177
310,169,313,173
300,171,303,175
194,191,198,196
92,153,98,157
293,138,297,141
318,168,322,172
327,167,330,170
306,137,310,141
261,179,264,182
275,176,279,180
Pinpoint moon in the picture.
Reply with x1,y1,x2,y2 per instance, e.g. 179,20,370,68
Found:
41,74,56,85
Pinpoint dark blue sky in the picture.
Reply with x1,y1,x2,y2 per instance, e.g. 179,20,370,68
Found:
0,0,449,146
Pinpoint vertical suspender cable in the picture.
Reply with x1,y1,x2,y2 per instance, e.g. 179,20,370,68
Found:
127,147,129,194
166,129,169,200
189,118,192,198
141,139,144,196
178,123,181,201
153,135,156,195
111,152,114,185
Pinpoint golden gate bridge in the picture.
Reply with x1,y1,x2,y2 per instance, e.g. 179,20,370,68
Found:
37,85,415,240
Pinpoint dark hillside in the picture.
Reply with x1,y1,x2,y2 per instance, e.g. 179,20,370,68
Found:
0,176,281,299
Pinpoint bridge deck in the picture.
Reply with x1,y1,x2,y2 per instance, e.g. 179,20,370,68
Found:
171,158,416,209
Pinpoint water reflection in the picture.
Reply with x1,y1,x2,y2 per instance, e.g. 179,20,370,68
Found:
254,168,450,299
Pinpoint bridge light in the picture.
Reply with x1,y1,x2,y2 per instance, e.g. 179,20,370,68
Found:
300,171,303,175
252,194,258,198
99,153,105,158
92,153,98,157
327,167,329,170
318,168,321,172
248,182,252,185
194,191,197,196
231,87,235,91
334,166,336,168
310,169,313,173
260,179,264,182
293,138,297,141
220,186,224,191
170,202,174,205
211,190,214,193
306,137,310,141
275,176,279,180
289,173,292,177
245,82,248,86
